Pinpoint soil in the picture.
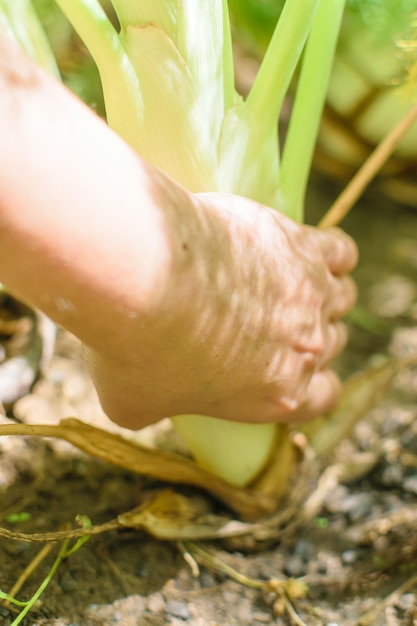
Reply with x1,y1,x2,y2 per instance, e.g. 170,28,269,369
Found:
1,181,417,626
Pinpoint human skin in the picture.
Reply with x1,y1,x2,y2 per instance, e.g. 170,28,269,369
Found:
0,37,358,429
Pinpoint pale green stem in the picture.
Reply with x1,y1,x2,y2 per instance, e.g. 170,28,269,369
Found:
110,0,178,40
0,0,59,76
246,0,320,129
54,0,144,148
280,0,346,222
9,540,70,626
53,0,119,70
221,0,236,111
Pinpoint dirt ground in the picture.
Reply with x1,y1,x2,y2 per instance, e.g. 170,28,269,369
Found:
1,181,417,626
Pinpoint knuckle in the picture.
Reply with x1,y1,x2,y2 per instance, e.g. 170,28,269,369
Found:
296,329,326,359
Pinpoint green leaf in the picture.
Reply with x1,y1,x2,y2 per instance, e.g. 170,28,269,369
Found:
177,0,236,145
0,0,59,76
217,100,281,208
247,0,320,129
54,0,145,151
280,0,346,221
110,0,178,42
122,25,217,191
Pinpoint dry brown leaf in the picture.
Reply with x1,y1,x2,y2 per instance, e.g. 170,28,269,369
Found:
0,356,414,534
302,356,417,457
118,489,259,540
0,418,280,520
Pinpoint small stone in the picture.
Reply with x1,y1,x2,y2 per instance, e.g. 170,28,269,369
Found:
324,485,350,514
403,476,417,495
283,554,306,577
165,600,191,620
146,592,165,613
200,570,216,588
374,463,404,488
369,276,416,318
395,592,415,611
342,549,359,565
294,539,315,562
236,597,253,624
252,610,272,623
345,493,374,522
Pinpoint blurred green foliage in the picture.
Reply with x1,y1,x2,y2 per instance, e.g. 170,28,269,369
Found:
228,0,417,52
228,0,283,50
346,0,417,35
32,0,105,116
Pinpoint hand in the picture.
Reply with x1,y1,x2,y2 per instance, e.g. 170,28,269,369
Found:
0,38,357,429
85,189,358,428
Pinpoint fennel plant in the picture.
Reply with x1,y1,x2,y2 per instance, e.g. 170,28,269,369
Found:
2,0,346,487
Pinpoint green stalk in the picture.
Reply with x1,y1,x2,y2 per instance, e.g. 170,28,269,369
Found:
220,0,236,112
3,539,70,625
0,0,59,76
220,0,321,211
246,0,320,131
54,0,144,150
177,0,236,143
110,0,178,41
280,0,346,222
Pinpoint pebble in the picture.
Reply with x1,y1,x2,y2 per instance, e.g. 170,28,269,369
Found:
344,493,374,522
146,591,165,613
324,485,350,514
373,463,404,488
395,592,416,611
252,610,272,623
401,430,417,452
294,539,315,562
283,554,306,577
326,489,374,520
369,276,416,318
236,597,253,623
402,475,417,495
341,549,359,565
200,570,216,588
165,600,191,620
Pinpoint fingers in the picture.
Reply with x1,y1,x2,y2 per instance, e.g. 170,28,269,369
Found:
327,274,358,320
312,227,359,275
322,321,348,366
291,368,343,423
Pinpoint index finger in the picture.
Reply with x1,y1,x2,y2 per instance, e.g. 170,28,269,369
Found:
315,227,359,275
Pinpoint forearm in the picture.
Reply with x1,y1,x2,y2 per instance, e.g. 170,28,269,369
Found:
0,36,190,348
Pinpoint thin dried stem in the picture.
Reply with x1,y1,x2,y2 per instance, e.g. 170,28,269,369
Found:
358,572,417,626
0,519,117,543
319,99,417,228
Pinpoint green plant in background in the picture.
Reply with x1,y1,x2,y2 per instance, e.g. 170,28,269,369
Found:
321,0,417,178
0,0,346,488
229,0,417,203
227,0,283,52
